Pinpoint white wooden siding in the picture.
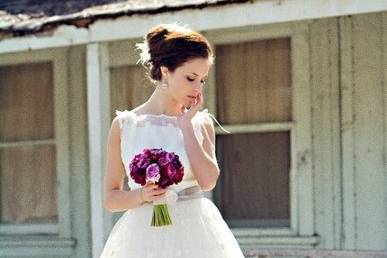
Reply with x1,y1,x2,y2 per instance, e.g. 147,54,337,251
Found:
350,13,386,249
309,18,342,250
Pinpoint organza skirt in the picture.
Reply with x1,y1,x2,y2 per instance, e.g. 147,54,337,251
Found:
100,197,245,258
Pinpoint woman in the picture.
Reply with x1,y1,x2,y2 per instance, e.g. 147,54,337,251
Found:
100,23,245,258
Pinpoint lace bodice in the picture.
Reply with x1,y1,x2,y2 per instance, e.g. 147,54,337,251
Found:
115,109,211,192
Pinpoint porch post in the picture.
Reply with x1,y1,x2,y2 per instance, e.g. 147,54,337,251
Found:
86,42,112,257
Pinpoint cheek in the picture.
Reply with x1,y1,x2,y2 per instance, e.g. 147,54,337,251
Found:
174,78,191,93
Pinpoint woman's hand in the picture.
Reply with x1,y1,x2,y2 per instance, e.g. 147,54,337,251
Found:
177,92,203,129
140,181,168,203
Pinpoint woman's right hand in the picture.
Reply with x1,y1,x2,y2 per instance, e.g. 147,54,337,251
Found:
140,181,168,203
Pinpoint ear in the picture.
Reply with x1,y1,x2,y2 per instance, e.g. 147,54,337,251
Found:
160,66,169,78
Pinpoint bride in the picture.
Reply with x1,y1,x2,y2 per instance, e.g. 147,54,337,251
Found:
100,22,245,258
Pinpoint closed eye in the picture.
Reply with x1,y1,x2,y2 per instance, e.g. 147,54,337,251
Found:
186,77,207,84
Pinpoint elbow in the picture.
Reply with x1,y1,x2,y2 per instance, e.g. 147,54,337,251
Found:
104,192,114,212
104,203,113,213
201,182,216,192
200,170,219,192
104,200,112,212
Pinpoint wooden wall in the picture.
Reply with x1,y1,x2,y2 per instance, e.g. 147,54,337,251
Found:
310,12,387,250
67,45,92,258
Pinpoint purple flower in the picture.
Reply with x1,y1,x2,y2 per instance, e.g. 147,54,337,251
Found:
167,164,184,183
138,158,150,169
158,176,173,188
158,157,168,166
146,163,160,183
130,167,146,185
166,152,175,162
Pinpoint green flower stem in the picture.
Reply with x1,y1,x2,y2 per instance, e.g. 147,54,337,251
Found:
151,204,172,227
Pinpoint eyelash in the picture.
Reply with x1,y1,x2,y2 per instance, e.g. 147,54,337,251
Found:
186,77,206,84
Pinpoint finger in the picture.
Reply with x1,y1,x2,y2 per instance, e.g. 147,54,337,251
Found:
145,181,154,187
153,193,166,198
145,185,162,191
144,185,155,191
153,193,166,200
191,94,202,112
154,188,168,194
197,92,203,105
145,182,157,188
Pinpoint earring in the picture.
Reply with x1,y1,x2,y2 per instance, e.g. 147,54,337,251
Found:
160,79,168,89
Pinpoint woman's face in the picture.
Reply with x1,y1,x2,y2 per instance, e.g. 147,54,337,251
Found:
161,57,210,109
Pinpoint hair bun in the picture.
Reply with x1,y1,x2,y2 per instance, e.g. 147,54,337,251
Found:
146,26,169,46
135,25,170,66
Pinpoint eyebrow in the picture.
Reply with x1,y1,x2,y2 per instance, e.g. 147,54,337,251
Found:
189,72,208,78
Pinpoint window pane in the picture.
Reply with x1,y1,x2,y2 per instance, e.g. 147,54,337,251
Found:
215,38,292,124
0,63,57,225
0,63,54,141
215,132,290,228
0,145,58,224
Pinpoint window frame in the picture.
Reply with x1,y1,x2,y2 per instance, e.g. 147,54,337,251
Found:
0,48,74,253
202,21,316,244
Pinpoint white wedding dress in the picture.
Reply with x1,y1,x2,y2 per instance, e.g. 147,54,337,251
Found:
100,109,245,258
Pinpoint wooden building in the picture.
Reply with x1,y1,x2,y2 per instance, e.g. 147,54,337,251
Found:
0,1,387,257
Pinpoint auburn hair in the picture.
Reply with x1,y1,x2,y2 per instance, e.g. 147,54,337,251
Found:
136,23,214,83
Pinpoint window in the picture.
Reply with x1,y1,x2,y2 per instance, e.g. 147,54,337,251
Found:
0,49,72,245
205,24,314,239
214,38,292,228
0,63,58,228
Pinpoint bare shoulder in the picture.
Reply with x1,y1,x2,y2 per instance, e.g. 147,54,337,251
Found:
127,103,147,116
109,116,121,140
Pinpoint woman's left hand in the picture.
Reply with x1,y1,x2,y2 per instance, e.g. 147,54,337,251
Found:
177,92,203,129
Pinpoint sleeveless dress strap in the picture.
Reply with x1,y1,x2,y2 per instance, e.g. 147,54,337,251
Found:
115,110,135,129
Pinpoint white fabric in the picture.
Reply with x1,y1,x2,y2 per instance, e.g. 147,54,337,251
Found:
100,109,245,258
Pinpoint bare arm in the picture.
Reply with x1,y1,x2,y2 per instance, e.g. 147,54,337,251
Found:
103,117,167,212
180,115,219,191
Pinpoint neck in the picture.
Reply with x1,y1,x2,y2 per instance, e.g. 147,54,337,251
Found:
141,87,184,116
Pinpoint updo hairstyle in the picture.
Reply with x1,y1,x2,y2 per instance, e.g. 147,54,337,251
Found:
136,23,214,84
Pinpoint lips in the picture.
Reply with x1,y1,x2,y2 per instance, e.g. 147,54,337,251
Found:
187,95,197,99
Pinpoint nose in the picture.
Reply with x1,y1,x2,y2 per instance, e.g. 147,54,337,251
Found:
194,81,203,91
193,87,202,96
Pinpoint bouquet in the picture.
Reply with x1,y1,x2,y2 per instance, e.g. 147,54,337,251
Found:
129,148,184,227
